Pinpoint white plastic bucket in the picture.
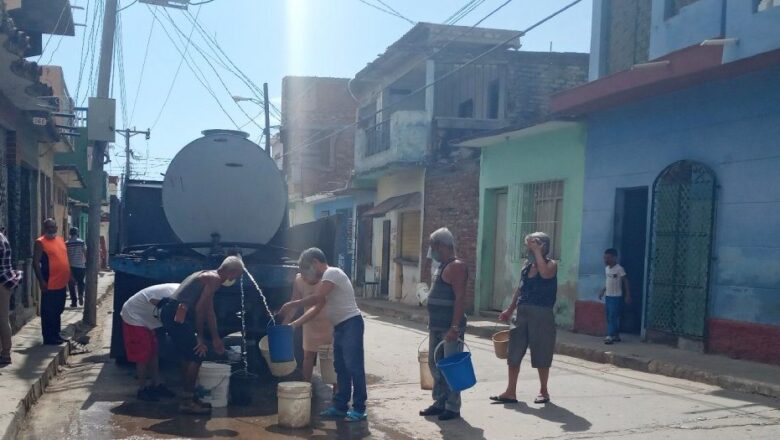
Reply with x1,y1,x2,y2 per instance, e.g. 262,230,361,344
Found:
317,345,337,384
277,381,312,428
198,362,231,408
260,336,297,377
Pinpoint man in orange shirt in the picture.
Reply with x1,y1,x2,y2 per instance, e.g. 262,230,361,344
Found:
33,219,71,345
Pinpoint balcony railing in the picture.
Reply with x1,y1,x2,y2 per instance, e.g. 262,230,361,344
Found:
365,120,391,157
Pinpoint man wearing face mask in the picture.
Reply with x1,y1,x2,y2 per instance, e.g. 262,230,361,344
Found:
33,219,71,345
159,255,243,414
420,227,468,421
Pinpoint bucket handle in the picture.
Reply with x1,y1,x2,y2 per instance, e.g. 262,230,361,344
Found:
199,364,237,394
433,339,469,363
417,336,428,354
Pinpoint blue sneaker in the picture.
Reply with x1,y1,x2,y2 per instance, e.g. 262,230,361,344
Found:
320,407,348,419
345,410,368,422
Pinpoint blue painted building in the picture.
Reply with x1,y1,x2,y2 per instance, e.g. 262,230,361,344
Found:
556,0,780,365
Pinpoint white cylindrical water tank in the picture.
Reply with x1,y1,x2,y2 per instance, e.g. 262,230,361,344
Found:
162,130,287,254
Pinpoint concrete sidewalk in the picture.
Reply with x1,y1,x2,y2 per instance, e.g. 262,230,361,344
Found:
0,272,114,440
357,298,780,400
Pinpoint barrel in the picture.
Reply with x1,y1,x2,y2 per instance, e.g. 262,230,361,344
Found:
267,324,295,362
198,362,231,408
277,382,312,429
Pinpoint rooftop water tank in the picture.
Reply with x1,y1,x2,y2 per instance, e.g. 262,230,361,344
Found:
162,130,287,254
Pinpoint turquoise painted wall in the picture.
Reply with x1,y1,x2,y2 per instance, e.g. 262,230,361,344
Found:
476,123,586,328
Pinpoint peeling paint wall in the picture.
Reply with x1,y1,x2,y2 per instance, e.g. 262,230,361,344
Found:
579,66,780,329
372,168,425,305
476,123,586,328
354,110,429,175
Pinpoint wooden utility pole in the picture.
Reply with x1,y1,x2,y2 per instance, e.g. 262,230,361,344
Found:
263,82,271,155
84,0,117,326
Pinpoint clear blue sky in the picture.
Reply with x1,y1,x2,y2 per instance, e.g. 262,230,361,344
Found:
48,0,592,179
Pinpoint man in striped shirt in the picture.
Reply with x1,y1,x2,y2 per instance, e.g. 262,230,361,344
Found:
1,228,23,364
66,227,86,308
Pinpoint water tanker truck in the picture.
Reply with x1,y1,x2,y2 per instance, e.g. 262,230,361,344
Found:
109,130,337,369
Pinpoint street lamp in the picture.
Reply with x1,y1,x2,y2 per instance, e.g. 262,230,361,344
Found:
232,95,262,105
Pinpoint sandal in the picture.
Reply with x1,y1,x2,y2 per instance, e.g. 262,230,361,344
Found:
489,395,518,404
320,407,348,419
344,410,367,422
534,394,550,404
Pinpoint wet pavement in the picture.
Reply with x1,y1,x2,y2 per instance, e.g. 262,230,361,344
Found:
16,292,780,439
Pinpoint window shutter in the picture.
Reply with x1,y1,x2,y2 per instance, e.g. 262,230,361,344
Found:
400,210,421,262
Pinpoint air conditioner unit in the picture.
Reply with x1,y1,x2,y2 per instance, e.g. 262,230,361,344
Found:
139,0,189,9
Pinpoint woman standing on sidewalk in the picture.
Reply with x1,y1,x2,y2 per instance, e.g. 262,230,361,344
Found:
491,232,558,405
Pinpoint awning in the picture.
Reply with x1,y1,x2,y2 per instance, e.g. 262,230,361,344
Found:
362,192,421,218
54,164,85,189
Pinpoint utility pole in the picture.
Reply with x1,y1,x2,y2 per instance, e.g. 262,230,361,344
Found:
84,0,117,327
116,128,151,195
263,82,271,155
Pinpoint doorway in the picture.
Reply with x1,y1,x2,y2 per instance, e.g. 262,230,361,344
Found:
380,220,391,298
491,190,510,310
613,187,649,334
647,161,716,340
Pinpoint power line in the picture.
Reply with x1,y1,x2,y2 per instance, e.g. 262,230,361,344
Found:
182,9,283,120
37,1,70,63
73,0,93,103
159,8,265,131
281,0,582,160
146,4,240,129
358,0,414,25
148,5,201,129
129,19,154,124
448,0,488,25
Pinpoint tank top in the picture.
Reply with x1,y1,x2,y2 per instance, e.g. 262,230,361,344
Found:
427,259,467,331
172,271,207,316
517,259,557,308
37,236,70,290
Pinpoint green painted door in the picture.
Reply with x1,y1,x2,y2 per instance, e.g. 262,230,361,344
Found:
491,191,511,310
647,161,716,339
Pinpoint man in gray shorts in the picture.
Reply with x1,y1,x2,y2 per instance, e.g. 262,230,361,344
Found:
491,232,558,405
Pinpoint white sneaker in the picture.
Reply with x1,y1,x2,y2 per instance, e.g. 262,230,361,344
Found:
604,336,614,345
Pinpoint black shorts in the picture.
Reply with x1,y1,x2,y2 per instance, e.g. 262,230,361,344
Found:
159,299,201,362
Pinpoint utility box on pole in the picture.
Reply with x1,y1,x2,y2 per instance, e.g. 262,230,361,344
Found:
87,97,116,142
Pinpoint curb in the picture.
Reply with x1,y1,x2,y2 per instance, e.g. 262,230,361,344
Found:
1,278,114,440
358,301,780,400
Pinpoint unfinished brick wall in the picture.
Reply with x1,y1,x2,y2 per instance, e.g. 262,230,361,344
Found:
505,51,590,126
281,76,357,199
420,158,480,313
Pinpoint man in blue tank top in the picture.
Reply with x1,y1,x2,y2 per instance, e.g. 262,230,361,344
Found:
419,227,468,421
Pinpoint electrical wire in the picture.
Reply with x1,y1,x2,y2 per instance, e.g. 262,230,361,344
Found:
147,4,240,129
280,0,582,160
181,9,283,117
37,1,70,63
129,19,155,124
117,0,137,13
159,8,265,132
73,0,93,103
358,0,415,25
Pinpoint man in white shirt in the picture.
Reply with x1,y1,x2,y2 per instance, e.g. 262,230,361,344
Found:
279,248,367,422
121,283,179,401
599,249,632,345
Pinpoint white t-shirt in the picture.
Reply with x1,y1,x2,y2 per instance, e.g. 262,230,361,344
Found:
605,264,627,297
120,283,179,329
321,267,361,326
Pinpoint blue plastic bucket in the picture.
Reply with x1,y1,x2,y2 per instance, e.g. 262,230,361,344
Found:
434,340,477,392
267,324,294,362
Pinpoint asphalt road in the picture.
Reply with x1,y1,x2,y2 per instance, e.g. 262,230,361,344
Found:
17,295,780,439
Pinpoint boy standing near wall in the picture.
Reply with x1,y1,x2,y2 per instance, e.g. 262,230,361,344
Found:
599,249,631,345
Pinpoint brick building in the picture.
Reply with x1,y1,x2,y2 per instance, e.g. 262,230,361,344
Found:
350,23,588,311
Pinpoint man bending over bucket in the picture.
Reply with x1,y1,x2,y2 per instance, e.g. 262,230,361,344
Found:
159,256,243,414
419,227,468,421
279,248,367,422
120,283,179,401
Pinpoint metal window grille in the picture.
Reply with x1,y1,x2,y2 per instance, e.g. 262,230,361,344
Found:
365,121,391,157
509,180,564,261
646,161,716,339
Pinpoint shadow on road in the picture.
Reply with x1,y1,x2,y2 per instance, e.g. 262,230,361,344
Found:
508,401,592,432
144,416,239,438
433,417,487,439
